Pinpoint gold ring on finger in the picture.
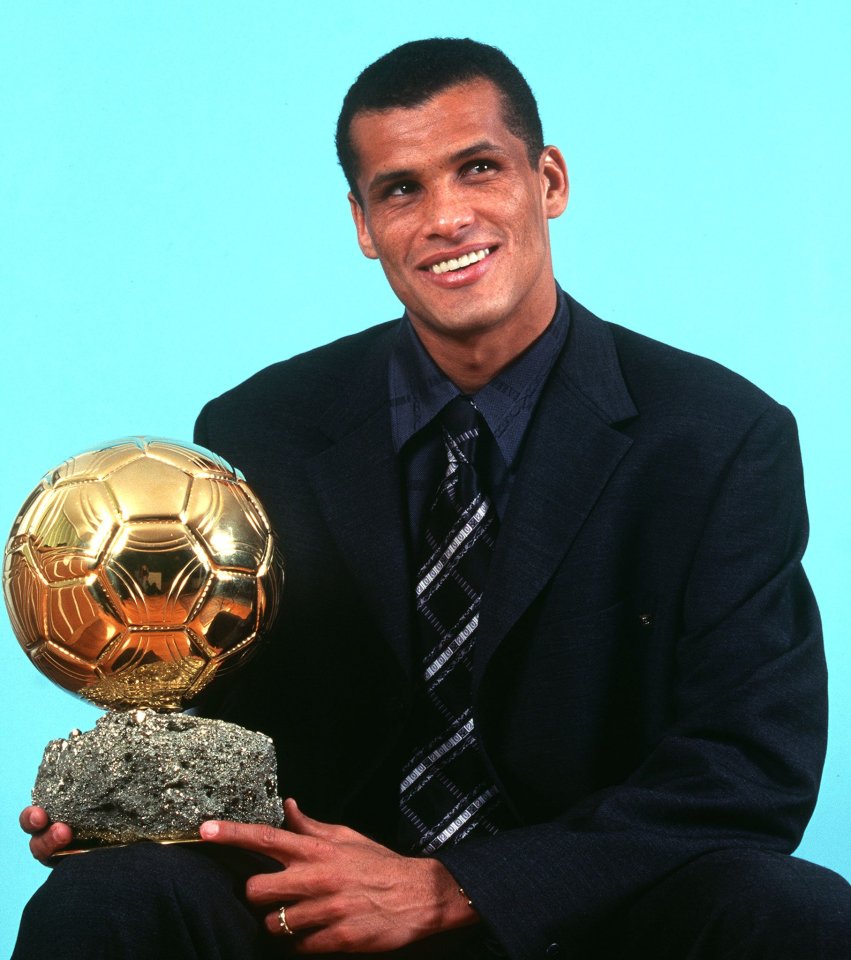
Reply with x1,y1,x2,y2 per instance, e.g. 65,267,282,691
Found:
277,904,295,936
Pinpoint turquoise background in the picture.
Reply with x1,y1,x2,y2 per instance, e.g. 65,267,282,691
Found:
1,2,848,951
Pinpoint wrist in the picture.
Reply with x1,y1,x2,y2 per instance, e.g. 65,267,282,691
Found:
421,858,480,933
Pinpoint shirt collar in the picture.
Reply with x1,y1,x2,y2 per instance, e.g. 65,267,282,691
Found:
389,285,571,466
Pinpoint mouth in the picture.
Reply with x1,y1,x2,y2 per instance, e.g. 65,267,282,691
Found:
426,247,492,275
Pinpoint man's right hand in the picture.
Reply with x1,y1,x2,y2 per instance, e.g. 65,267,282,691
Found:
19,806,72,864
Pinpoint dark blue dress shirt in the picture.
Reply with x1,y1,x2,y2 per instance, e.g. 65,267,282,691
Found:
389,285,572,544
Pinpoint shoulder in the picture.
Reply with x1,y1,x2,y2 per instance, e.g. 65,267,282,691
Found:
193,320,400,471
566,295,789,437
614,325,773,414
198,320,399,425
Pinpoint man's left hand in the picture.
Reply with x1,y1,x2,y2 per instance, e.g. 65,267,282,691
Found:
200,798,478,953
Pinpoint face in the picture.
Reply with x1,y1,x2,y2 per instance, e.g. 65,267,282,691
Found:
348,79,568,356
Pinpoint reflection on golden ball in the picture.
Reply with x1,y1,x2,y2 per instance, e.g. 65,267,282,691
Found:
3,438,282,711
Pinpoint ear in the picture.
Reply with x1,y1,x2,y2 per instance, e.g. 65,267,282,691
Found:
539,146,569,220
348,193,380,260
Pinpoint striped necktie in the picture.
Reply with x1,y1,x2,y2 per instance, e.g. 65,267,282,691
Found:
399,396,507,854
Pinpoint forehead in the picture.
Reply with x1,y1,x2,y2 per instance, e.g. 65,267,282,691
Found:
349,79,521,185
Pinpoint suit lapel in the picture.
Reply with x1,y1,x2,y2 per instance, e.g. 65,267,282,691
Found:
306,328,415,679
474,301,638,686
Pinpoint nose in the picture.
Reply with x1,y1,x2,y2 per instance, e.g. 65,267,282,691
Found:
422,181,474,239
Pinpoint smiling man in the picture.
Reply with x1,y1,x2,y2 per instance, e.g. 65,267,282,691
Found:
346,76,567,393
15,38,851,960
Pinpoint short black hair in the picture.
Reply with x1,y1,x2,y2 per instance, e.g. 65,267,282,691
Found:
337,38,545,201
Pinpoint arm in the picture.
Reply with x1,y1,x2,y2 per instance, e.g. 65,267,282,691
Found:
436,403,826,957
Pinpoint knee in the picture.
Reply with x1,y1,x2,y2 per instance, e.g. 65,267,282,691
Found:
28,843,230,917
696,848,851,950
14,843,257,959
625,848,851,960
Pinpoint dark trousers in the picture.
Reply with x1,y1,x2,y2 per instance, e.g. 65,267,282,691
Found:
13,843,851,959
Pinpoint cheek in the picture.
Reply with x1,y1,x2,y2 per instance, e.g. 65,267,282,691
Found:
489,189,546,238
520,207,550,256
369,223,414,272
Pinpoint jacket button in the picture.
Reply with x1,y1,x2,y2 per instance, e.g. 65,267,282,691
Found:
638,612,653,627
546,944,561,957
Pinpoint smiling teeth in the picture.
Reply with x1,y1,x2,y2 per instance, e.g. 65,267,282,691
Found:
430,248,490,274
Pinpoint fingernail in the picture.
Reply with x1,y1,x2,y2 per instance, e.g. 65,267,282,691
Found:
200,822,219,838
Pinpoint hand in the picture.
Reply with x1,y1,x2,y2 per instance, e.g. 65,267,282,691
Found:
200,798,478,953
19,806,73,865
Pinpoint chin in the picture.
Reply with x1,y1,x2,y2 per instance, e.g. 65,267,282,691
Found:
424,297,516,333
421,314,504,341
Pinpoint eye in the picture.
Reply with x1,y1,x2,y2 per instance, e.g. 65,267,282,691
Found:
463,159,499,178
386,181,419,198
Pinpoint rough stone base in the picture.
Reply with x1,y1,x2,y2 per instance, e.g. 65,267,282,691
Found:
33,710,284,845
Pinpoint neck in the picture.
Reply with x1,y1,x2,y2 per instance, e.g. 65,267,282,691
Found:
411,289,558,394
421,338,523,393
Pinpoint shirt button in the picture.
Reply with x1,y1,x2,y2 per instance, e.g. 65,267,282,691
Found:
546,944,562,957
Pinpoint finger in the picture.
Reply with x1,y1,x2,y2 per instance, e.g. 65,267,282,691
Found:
262,899,326,939
283,798,322,836
264,905,291,938
19,806,48,835
246,871,295,907
200,820,316,863
263,904,301,938
245,864,322,907
29,822,73,863
283,799,358,842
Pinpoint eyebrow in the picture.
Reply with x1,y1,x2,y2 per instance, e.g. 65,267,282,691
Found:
449,140,506,164
366,139,508,196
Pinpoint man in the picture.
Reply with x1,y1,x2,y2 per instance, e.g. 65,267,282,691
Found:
16,38,851,959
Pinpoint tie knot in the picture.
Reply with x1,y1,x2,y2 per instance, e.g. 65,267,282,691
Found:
439,396,479,443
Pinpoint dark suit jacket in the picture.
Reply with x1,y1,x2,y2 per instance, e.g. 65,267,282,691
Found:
194,293,825,959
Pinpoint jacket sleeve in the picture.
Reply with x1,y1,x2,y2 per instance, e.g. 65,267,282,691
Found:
436,403,826,959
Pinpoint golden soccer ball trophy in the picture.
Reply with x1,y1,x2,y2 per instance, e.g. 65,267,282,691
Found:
4,437,284,850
